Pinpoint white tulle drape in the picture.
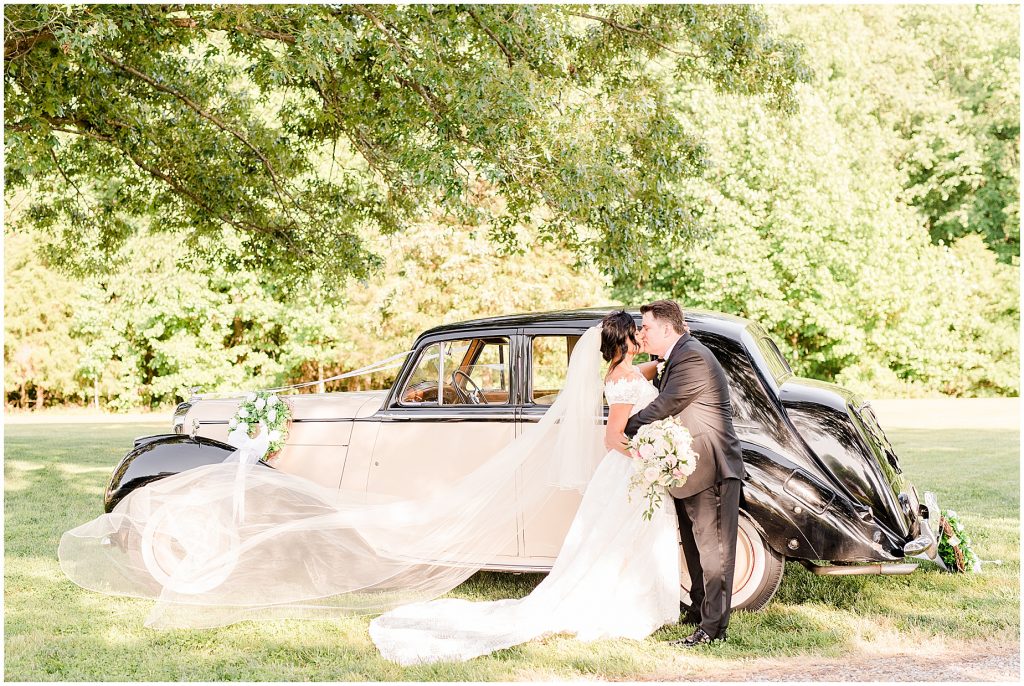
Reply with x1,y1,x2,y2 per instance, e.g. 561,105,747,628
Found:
58,326,607,629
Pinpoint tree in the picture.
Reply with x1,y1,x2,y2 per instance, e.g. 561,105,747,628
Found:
3,232,82,408
611,4,1018,398
4,3,809,292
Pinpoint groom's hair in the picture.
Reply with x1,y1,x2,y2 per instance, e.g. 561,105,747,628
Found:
640,300,689,334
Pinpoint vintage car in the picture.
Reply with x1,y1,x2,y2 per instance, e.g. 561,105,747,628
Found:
105,307,943,611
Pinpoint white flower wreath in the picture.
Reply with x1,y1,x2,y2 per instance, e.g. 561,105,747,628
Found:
227,391,292,460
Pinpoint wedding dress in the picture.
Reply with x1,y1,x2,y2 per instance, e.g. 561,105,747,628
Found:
57,327,680,662
369,371,680,665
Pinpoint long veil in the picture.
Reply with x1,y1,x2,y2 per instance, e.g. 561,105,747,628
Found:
58,326,607,629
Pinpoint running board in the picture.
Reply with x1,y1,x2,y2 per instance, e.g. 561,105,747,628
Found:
799,560,919,576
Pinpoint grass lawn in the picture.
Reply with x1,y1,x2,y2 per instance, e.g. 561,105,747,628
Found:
4,422,1019,681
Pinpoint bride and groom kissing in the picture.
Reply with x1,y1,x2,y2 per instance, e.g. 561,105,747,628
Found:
59,299,748,665
605,299,747,648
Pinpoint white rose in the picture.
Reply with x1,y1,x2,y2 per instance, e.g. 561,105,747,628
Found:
947,535,960,547
652,438,670,456
246,392,257,402
238,406,249,418
267,394,279,407
643,466,661,482
268,429,282,442
268,409,278,423
255,396,266,410
228,416,238,428
638,444,655,460
656,361,666,378
238,422,249,434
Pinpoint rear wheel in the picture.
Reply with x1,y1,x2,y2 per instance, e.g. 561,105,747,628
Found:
679,513,785,612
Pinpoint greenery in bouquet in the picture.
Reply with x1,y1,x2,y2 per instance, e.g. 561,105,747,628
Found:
627,417,699,521
228,391,292,461
937,509,981,573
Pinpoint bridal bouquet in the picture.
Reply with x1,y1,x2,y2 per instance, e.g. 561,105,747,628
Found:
628,417,699,521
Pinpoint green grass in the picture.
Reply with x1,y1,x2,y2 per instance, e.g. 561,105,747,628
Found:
4,422,1019,680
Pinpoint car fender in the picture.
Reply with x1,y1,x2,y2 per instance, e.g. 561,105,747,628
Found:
738,442,906,562
104,434,268,512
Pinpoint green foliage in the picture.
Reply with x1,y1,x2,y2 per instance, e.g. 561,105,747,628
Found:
896,5,1019,263
3,218,606,409
3,3,809,289
938,508,981,573
611,5,1019,398
4,6,1016,406
2,232,83,407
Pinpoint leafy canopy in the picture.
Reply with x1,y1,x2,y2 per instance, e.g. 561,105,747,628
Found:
4,3,809,289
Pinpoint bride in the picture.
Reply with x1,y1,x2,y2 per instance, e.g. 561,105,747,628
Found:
59,311,681,664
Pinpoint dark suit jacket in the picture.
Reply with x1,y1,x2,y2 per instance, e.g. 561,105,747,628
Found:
624,334,746,498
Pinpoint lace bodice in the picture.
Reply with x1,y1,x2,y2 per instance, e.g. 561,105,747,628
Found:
603,368,659,416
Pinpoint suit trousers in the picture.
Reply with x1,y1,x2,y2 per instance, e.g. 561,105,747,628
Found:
674,477,742,638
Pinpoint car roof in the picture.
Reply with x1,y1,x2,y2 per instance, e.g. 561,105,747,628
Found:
418,306,754,340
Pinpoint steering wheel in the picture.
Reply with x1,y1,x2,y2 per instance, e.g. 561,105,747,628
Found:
450,370,488,405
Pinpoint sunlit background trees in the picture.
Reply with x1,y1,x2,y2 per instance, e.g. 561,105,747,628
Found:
4,4,1018,411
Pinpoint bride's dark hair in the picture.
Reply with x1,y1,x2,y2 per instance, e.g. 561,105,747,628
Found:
600,310,638,373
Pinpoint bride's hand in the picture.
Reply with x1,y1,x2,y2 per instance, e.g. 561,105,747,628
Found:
604,432,632,457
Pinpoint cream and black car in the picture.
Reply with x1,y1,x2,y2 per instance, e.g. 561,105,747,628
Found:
106,307,943,611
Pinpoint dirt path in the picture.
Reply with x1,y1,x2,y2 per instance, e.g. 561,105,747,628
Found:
635,641,1020,682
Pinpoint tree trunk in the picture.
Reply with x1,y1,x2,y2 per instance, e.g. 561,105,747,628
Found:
35,386,44,410
93,378,100,410
20,382,27,410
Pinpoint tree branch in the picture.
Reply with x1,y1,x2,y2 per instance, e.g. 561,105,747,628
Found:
4,29,54,61
568,11,696,59
48,147,101,221
350,4,448,118
98,51,299,211
465,7,514,69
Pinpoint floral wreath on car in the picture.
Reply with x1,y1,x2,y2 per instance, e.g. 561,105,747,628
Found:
228,391,292,462
938,509,980,573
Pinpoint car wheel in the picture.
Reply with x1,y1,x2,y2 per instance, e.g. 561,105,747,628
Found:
679,513,785,612
140,503,240,594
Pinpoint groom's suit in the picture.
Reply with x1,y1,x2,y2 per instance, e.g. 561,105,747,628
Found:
624,333,746,639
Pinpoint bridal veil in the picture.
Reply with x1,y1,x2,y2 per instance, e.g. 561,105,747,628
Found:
58,326,607,628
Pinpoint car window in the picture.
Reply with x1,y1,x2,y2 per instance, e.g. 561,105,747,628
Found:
749,325,793,383
400,343,442,404
529,334,581,404
694,332,792,452
401,337,510,406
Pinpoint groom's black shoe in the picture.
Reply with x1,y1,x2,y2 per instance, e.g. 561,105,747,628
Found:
668,628,725,648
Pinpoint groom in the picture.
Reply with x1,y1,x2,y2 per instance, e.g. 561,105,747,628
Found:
623,300,746,647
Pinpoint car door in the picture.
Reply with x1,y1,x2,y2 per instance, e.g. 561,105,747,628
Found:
366,330,520,561
517,327,593,561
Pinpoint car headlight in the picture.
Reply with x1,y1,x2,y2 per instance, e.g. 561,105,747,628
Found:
172,402,191,435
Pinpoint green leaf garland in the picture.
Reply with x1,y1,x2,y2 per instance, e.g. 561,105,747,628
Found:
937,509,981,573
228,391,292,461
